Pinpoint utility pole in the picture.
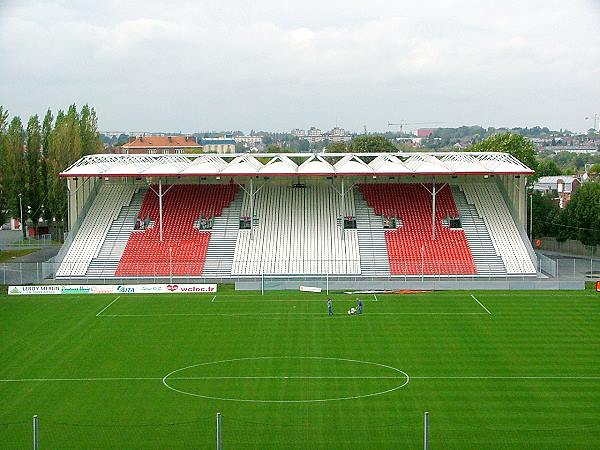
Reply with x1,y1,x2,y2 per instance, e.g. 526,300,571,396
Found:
18,193,26,240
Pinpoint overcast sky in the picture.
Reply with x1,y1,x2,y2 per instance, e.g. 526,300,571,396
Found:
1,0,599,133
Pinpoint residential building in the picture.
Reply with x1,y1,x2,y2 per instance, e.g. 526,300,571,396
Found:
234,135,263,146
327,127,352,142
545,146,598,155
200,137,236,154
291,129,306,138
305,127,323,143
533,176,581,208
417,128,435,138
120,135,202,154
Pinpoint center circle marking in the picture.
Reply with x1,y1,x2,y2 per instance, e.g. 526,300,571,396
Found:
161,356,410,403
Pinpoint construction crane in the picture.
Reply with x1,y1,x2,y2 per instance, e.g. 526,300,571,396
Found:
585,114,599,132
388,121,443,136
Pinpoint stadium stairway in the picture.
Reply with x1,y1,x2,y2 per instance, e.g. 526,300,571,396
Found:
202,189,243,277
56,184,136,278
85,188,147,278
460,183,536,275
451,186,507,276
354,191,391,276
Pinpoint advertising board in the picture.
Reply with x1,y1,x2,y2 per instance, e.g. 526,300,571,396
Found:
8,284,217,295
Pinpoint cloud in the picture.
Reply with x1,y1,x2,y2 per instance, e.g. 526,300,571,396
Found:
0,0,599,132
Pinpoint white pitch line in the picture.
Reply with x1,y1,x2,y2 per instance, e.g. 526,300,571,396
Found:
411,376,600,380
0,377,161,382
373,294,378,302
171,376,405,380
211,295,217,303
98,312,489,318
95,296,121,317
471,294,492,315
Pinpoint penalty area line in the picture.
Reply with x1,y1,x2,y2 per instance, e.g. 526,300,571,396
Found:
211,295,217,303
96,296,120,317
471,294,492,315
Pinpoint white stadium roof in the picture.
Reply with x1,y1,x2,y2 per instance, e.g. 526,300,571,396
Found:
60,152,533,178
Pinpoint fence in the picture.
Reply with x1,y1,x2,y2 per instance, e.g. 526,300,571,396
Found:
6,234,55,247
537,236,598,258
1,257,598,286
5,412,434,449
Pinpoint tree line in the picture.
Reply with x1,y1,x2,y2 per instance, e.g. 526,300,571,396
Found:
0,104,103,238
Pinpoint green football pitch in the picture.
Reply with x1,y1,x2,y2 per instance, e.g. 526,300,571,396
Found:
1,288,599,449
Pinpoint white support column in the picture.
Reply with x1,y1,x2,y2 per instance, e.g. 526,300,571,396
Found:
66,179,72,232
159,178,163,242
249,177,254,241
431,177,437,241
341,177,345,242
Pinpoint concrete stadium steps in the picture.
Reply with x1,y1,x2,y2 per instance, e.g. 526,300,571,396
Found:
452,186,507,275
354,191,390,276
460,183,536,274
56,184,137,278
86,188,147,278
202,189,243,277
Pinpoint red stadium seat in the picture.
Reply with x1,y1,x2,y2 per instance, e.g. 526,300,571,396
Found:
115,184,238,277
358,184,477,275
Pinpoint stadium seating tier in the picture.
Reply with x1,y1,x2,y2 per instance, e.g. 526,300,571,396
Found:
115,184,237,277
359,183,477,275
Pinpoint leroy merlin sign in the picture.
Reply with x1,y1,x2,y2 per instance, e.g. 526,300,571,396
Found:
8,284,217,295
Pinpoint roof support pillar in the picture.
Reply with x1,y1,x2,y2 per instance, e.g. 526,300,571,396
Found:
159,178,163,242
148,179,173,243
431,177,437,241
249,177,254,241
341,177,345,242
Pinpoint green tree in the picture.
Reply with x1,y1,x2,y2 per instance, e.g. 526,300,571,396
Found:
25,115,43,233
79,104,103,155
536,159,561,177
347,135,396,153
469,132,538,173
46,106,82,231
0,106,9,225
265,144,281,153
589,163,600,175
325,141,348,153
531,191,561,238
41,109,53,222
298,139,310,152
560,183,600,245
4,116,25,228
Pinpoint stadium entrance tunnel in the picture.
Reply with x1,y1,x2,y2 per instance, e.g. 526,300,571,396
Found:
162,356,410,403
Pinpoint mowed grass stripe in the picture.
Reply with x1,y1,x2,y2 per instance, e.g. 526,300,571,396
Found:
1,289,599,449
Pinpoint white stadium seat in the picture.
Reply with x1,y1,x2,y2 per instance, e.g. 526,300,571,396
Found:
56,184,136,277
232,185,361,275
461,183,536,274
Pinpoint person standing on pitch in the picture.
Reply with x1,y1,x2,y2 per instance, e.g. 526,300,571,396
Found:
327,298,333,316
357,298,363,314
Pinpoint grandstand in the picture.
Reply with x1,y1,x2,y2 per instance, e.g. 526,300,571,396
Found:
56,152,537,282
